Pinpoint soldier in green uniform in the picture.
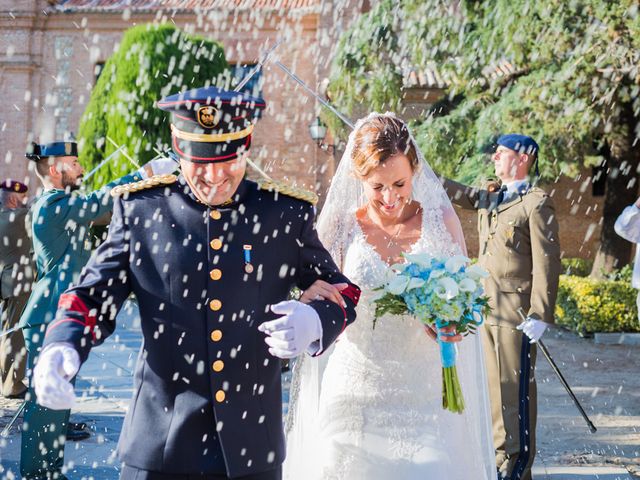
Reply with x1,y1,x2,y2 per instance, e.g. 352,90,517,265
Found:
442,134,561,480
19,141,176,480
0,179,32,398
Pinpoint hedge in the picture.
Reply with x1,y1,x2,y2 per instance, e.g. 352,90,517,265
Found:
555,274,639,334
79,24,229,190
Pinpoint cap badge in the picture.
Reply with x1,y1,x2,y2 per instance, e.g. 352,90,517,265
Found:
197,106,220,129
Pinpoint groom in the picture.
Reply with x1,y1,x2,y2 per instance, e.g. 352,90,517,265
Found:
443,134,561,480
32,86,360,480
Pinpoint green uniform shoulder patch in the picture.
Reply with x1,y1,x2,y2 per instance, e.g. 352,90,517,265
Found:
257,179,318,205
111,174,178,197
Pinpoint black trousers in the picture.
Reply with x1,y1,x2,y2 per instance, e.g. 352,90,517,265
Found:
120,465,282,480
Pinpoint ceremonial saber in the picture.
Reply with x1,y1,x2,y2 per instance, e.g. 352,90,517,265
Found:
82,145,125,183
517,308,597,433
233,39,283,93
0,324,22,338
1,401,26,437
106,136,140,169
273,60,355,129
232,40,285,181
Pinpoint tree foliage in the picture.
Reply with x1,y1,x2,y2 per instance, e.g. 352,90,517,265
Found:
78,24,229,190
329,0,640,272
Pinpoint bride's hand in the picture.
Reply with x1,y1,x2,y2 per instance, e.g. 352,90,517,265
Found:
300,280,348,307
423,325,438,342
424,325,462,343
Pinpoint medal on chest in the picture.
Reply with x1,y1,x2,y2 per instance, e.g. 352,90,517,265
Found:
243,245,254,273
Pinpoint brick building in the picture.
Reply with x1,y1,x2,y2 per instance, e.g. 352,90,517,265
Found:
0,0,605,259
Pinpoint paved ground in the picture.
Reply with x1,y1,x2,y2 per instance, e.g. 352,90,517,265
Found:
0,302,638,479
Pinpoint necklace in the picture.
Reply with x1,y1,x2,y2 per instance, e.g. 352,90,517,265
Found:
365,204,406,248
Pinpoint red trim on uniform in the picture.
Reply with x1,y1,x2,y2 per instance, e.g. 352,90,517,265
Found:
59,293,89,315
341,285,361,306
337,304,348,335
172,134,251,162
55,293,97,341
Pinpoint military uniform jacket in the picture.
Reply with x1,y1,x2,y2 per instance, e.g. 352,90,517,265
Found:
443,179,561,326
0,207,33,300
19,173,138,329
43,177,360,478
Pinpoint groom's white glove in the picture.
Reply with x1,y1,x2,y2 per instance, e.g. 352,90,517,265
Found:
259,300,323,358
33,342,80,410
516,317,548,344
136,156,177,179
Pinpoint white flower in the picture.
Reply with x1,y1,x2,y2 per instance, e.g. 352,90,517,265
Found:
403,253,433,268
387,274,411,295
436,277,459,300
445,255,469,274
459,277,477,292
429,269,446,280
407,277,426,290
466,264,490,280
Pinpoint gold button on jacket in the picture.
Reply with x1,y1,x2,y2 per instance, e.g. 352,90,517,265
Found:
212,360,224,372
215,390,225,402
210,330,222,342
210,238,222,250
210,269,222,281
209,299,222,311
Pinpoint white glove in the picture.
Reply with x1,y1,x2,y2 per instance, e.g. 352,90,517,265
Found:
258,300,322,359
33,342,80,410
136,156,177,179
516,317,548,344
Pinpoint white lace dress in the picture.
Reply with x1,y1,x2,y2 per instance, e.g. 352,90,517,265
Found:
290,214,496,480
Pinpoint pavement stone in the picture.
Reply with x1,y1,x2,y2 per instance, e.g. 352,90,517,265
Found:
1,302,637,479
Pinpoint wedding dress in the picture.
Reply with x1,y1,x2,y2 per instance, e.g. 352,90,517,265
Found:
284,113,496,480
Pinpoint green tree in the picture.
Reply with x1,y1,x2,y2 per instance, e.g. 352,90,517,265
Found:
78,24,229,190
329,0,640,276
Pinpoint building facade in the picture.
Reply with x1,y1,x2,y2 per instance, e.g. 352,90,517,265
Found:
0,0,605,259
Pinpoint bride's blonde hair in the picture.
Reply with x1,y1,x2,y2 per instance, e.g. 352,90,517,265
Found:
351,115,420,178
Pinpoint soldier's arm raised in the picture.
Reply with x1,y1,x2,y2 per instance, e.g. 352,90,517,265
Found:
296,204,360,354
440,177,483,210
42,198,133,362
43,173,140,227
528,195,562,325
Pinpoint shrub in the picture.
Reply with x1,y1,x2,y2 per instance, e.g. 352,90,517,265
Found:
555,274,639,334
560,258,593,277
79,24,229,190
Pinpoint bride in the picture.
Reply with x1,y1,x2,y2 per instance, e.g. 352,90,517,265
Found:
284,113,496,479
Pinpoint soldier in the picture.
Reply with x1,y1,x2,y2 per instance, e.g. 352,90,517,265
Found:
0,179,32,399
442,134,561,480
32,86,360,480
19,141,176,480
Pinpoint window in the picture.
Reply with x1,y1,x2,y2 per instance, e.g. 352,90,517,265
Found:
231,63,263,98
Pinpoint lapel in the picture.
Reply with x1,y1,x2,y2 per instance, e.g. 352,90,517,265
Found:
496,194,524,214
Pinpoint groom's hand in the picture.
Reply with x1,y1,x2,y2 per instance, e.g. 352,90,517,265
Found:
34,342,80,410
300,280,348,307
259,300,323,359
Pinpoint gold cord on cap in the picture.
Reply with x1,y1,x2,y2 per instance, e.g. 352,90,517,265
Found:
170,124,254,143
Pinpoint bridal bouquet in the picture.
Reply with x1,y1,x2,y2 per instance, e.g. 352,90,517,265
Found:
373,254,490,414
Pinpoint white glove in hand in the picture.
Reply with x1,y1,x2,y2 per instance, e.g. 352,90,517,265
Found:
259,300,322,359
516,318,548,344
137,156,178,179
34,342,80,410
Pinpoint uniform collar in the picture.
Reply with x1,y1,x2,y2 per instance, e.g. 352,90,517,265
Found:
503,179,530,196
178,175,251,208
